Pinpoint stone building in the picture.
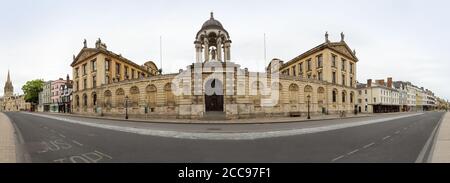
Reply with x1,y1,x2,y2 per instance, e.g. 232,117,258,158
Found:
38,81,52,112
277,31,359,115
423,89,436,111
50,78,69,112
393,81,413,112
71,13,360,119
0,71,31,112
357,78,401,113
59,75,73,113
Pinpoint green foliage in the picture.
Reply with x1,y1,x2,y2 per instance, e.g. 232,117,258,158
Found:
22,79,45,104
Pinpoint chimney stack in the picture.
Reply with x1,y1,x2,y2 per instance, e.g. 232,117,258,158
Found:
376,79,385,86
367,79,372,87
387,77,393,88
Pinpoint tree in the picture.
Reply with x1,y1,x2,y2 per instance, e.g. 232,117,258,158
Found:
22,79,45,106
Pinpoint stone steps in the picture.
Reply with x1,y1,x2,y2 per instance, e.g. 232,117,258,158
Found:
202,111,227,120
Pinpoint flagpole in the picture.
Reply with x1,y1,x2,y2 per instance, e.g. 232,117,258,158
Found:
264,33,267,72
160,36,163,74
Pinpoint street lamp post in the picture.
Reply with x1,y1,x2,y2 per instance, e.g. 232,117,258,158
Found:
125,96,129,120
307,95,311,119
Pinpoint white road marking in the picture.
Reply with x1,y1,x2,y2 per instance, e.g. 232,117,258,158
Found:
58,134,66,138
72,140,83,146
403,127,408,130
382,136,391,140
332,155,345,162
363,143,375,149
395,131,401,134
24,112,425,140
52,150,112,163
37,139,73,154
347,149,359,155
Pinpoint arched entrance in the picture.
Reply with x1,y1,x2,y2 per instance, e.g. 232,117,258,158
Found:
204,79,224,112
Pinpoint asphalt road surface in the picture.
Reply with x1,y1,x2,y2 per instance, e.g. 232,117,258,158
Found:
5,112,444,163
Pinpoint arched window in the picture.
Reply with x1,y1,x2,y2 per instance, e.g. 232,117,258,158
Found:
83,94,88,107
271,82,282,106
289,83,299,104
75,95,80,107
342,91,347,103
92,92,97,106
146,84,157,107
332,89,337,103
350,92,354,103
130,86,140,108
304,85,313,103
116,88,125,108
165,83,175,106
317,87,325,105
104,90,112,108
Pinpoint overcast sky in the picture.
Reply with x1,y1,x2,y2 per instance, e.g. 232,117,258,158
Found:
0,0,449,100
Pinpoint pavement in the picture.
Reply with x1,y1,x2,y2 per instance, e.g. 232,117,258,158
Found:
431,112,450,162
0,112,16,163
3,111,444,163
42,112,374,124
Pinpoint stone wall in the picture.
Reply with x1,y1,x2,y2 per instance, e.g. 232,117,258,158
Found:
71,67,357,120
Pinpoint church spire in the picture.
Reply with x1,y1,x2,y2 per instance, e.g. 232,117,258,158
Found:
7,70,10,83
4,70,14,97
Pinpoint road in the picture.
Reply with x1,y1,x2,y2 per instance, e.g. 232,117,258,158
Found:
4,112,444,163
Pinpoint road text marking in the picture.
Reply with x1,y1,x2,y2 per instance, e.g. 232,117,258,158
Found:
53,150,112,163
37,139,73,154
72,140,83,146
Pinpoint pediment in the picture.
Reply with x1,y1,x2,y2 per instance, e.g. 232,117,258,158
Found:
71,49,100,66
329,43,358,61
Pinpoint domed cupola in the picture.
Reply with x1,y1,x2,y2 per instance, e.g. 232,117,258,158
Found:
201,12,225,30
194,12,232,63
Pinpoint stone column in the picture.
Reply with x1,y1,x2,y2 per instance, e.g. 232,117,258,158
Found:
195,43,202,63
223,46,227,62
203,38,209,62
224,41,231,62
217,37,222,62
204,46,209,62
217,44,223,61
